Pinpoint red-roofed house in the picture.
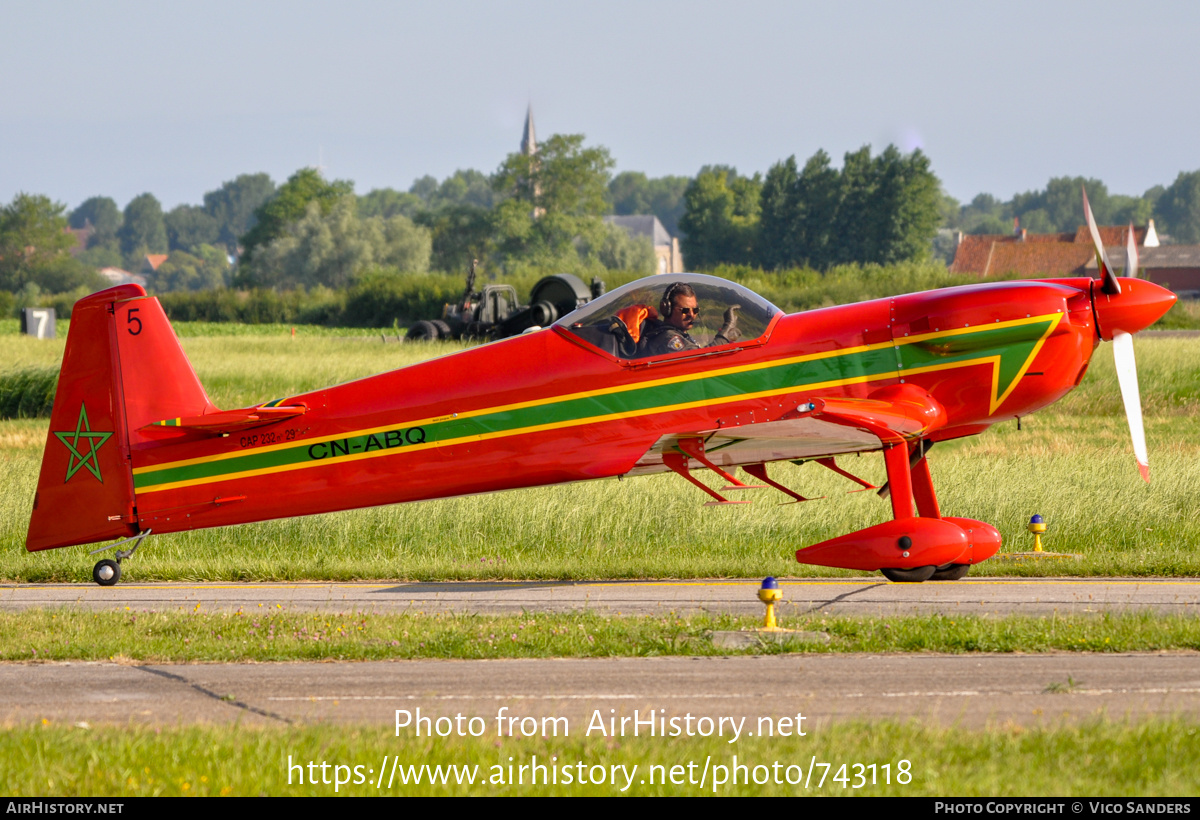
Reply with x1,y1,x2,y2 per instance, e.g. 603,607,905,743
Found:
141,254,169,277
950,222,1153,278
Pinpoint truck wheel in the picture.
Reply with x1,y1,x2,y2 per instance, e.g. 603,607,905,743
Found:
530,301,558,327
406,321,440,341
530,274,592,320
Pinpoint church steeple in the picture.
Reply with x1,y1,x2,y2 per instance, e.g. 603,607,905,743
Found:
521,104,537,156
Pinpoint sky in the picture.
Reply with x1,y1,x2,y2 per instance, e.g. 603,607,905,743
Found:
2,0,1198,212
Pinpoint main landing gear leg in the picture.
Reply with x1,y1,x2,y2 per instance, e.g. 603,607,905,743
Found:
875,441,970,582
879,442,938,583
88,530,152,587
910,447,969,582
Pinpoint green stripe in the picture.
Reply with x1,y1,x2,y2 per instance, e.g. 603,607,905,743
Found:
899,320,1054,395
132,320,1054,490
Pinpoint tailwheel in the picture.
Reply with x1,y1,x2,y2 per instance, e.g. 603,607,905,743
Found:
93,559,121,586
880,565,936,583
930,563,970,581
88,530,151,586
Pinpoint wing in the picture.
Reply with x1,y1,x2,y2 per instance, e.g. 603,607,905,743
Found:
627,384,947,478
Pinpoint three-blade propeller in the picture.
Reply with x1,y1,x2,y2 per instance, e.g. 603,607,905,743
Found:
1083,187,1150,481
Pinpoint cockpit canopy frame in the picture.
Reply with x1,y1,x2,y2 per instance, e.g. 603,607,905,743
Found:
553,273,783,363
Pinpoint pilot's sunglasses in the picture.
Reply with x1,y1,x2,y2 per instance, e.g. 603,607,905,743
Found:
677,307,700,316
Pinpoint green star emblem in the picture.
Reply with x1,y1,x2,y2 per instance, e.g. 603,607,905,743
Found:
54,404,113,483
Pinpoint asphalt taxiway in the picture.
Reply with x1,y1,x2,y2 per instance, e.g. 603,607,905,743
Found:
1,577,1198,616
4,653,1199,728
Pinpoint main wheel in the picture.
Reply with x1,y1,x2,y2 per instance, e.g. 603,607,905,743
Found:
93,559,121,586
405,320,439,341
880,565,936,583
432,320,452,338
930,563,971,581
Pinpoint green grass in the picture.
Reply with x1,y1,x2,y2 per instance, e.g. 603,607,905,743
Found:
5,610,1200,663
2,335,1199,582
0,367,56,419
4,719,1198,795
1153,298,1200,330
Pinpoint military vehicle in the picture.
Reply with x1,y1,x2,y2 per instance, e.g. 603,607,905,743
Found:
406,262,604,341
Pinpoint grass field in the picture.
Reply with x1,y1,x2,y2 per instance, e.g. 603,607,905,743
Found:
4,719,1197,796
1,331,1198,582
5,610,1200,662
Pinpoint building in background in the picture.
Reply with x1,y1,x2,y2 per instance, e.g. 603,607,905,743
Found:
521,104,544,220
603,215,684,274
1085,245,1200,298
950,219,1198,298
949,221,1154,278
65,222,94,255
141,254,168,279
520,105,682,273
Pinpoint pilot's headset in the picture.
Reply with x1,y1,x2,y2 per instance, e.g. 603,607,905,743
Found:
659,282,692,320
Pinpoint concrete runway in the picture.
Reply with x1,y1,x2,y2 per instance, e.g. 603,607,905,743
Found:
2,577,1199,616
3,578,1198,729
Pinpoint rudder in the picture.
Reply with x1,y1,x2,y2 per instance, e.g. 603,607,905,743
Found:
26,285,216,552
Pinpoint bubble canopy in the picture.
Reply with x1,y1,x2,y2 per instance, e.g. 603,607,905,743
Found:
555,273,782,360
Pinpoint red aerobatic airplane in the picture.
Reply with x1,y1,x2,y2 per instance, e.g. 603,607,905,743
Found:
27,193,1175,584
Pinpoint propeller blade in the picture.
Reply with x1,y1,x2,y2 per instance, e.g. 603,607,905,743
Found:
1083,187,1121,295
1125,222,1139,279
1112,330,1149,482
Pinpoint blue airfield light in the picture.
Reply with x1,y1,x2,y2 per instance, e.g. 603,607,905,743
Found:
758,577,781,629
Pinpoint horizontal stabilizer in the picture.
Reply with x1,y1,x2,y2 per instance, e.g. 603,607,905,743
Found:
142,405,307,436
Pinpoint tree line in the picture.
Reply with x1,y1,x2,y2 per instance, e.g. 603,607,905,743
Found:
946,173,1200,242
0,136,676,307
7,134,1200,319
679,146,942,271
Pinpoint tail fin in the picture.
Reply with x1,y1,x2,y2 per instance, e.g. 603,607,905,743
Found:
26,285,216,552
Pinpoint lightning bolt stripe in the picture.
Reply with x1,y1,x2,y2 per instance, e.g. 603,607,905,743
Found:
132,313,1061,494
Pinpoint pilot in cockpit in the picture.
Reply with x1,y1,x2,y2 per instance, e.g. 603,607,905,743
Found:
569,274,774,360
636,282,741,357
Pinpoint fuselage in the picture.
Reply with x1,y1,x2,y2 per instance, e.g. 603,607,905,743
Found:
123,277,1104,538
